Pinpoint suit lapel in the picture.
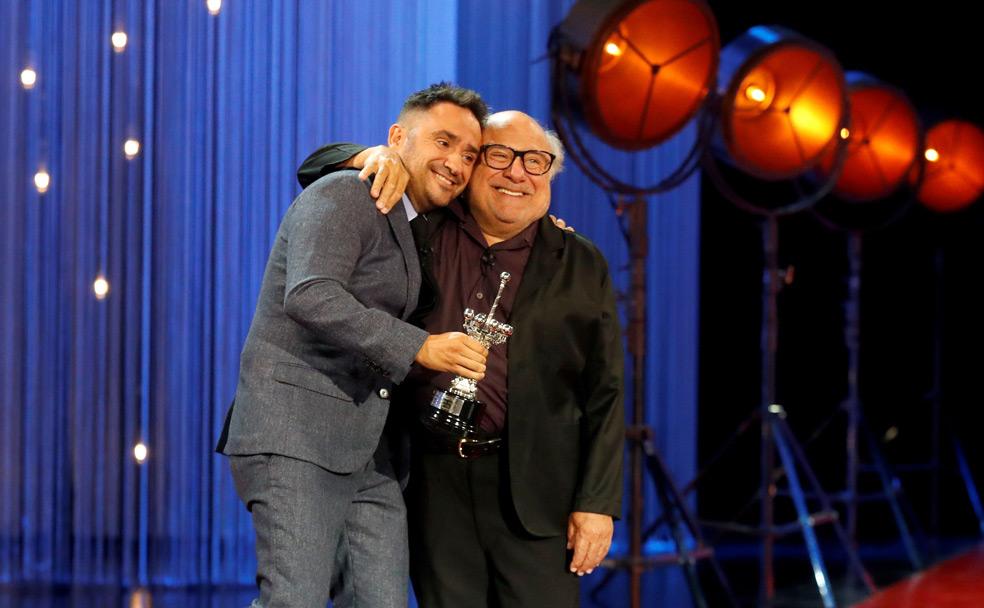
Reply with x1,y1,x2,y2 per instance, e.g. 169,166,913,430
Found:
512,215,565,320
507,216,565,452
386,202,421,320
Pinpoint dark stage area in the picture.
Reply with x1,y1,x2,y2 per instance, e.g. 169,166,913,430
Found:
694,3,984,601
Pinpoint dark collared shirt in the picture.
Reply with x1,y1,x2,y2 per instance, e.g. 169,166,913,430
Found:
405,200,538,434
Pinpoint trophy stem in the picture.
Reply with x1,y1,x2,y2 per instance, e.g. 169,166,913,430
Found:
484,272,511,333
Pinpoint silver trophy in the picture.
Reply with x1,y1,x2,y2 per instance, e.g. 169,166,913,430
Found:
422,271,513,437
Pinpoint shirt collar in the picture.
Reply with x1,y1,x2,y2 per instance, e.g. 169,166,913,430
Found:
402,194,418,222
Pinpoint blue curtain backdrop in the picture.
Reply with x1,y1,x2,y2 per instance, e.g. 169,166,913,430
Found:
1,1,700,604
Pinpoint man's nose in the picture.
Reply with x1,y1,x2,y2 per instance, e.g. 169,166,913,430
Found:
505,156,526,180
444,154,463,176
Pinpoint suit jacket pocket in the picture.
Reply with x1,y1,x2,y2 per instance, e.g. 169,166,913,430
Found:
272,362,354,402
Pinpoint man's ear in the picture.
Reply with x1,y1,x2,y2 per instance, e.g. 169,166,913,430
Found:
388,123,405,148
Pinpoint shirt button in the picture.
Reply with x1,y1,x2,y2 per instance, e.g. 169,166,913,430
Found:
476,292,484,300
378,388,390,400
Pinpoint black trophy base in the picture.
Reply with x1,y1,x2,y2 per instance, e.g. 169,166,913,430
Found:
422,389,483,438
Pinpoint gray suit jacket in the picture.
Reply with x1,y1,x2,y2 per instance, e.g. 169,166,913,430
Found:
219,171,428,474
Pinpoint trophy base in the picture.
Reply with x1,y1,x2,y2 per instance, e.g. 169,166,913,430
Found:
422,389,483,438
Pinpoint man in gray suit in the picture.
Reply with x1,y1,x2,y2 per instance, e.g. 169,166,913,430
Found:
217,84,489,608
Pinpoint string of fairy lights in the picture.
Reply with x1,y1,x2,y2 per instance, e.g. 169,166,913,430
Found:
18,0,224,472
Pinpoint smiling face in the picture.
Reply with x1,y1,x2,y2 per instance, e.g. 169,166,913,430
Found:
388,102,482,212
466,112,554,244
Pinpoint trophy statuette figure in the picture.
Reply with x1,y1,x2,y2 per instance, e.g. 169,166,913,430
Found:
422,271,513,438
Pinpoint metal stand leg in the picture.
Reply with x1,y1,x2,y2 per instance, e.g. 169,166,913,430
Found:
861,418,924,569
925,249,984,544
592,426,739,608
771,413,836,608
778,414,878,594
651,454,708,608
952,434,984,537
644,437,738,608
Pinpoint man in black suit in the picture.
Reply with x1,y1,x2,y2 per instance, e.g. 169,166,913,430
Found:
298,110,624,607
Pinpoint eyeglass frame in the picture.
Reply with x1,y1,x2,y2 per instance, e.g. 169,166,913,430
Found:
479,144,556,176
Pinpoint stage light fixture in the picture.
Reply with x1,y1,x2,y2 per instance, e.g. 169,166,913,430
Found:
817,73,922,201
916,120,984,212
555,0,719,150
716,26,847,180
550,5,733,607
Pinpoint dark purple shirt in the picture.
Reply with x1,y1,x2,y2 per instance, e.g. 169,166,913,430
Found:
405,200,538,434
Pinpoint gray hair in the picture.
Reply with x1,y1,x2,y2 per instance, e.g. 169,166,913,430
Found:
543,128,565,180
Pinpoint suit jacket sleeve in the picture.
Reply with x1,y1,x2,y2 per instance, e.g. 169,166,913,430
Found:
574,264,625,518
297,143,370,189
284,173,427,382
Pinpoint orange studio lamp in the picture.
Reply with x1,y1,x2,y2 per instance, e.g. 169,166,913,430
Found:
916,120,984,212
716,26,847,180
555,0,719,150
818,73,921,201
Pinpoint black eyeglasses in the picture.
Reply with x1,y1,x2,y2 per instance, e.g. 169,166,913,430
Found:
480,144,556,176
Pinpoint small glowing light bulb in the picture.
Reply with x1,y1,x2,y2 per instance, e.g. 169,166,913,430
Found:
93,276,110,299
604,42,623,57
124,139,141,159
34,170,50,193
111,31,128,51
21,68,37,89
745,85,766,103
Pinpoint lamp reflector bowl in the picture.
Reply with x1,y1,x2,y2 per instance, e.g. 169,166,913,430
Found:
556,0,719,150
717,26,847,180
817,73,921,201
916,120,984,212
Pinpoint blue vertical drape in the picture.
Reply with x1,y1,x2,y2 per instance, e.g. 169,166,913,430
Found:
1,1,699,604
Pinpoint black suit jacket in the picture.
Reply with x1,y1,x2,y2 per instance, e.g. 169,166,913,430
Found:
298,145,625,537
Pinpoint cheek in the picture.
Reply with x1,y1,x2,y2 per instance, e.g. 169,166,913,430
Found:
529,186,551,217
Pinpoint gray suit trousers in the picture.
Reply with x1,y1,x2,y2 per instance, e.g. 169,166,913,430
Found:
230,441,408,608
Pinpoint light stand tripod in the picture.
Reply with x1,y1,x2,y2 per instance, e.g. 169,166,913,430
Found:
549,19,736,602
806,233,984,569
927,248,984,542
796,226,926,570
754,214,857,605
691,139,877,606
893,246,984,552
590,198,737,608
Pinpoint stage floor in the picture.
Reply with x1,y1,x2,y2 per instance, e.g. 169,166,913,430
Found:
2,544,981,607
853,544,984,608
0,585,255,608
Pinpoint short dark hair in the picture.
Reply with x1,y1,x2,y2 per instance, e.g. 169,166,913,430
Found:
398,82,488,126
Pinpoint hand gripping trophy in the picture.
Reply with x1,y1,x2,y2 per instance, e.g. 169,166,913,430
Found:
422,271,513,438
